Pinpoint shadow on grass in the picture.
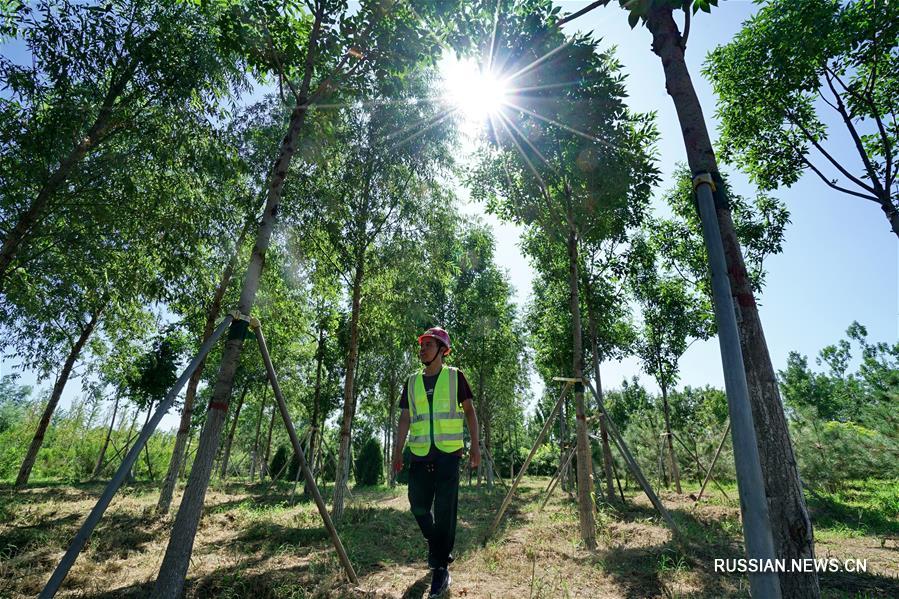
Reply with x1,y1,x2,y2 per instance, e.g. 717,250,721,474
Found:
86,510,159,561
0,512,81,560
605,497,899,598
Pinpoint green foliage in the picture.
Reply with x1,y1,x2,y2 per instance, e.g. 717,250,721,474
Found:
529,443,560,476
354,436,383,486
630,234,713,394
0,386,175,482
779,322,899,490
652,166,790,296
705,0,898,227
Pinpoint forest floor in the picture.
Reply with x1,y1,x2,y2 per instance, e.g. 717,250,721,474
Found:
1,476,897,598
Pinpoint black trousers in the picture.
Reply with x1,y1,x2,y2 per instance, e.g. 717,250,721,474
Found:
407,452,460,569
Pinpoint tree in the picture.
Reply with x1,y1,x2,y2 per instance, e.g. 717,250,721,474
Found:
555,3,819,594
705,0,899,237
293,68,457,519
630,236,713,492
470,1,658,548
448,225,525,490
152,0,455,592
0,0,244,289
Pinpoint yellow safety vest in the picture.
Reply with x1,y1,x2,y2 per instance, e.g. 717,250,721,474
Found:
406,367,464,456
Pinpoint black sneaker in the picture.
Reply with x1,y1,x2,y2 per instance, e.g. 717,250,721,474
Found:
428,567,451,598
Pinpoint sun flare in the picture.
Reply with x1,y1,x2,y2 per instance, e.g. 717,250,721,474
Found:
440,55,509,128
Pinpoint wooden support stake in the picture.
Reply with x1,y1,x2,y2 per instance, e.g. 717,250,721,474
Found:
696,420,731,504
254,324,358,585
483,382,572,545
481,445,508,490
541,444,577,509
583,379,679,536
671,432,729,501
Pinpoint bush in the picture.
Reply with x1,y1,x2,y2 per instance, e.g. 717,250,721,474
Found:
269,445,288,480
529,444,560,476
791,409,899,492
354,436,383,486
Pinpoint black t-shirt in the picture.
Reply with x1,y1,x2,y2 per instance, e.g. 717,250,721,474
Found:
399,367,473,461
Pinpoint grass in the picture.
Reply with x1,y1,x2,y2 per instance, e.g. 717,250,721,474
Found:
0,476,896,597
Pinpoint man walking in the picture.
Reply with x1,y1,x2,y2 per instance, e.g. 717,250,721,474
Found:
393,326,480,598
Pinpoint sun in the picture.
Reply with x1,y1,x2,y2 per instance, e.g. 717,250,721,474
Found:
440,54,509,129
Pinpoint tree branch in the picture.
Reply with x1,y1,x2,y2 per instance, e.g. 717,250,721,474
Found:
823,66,887,198
556,0,609,27
785,108,877,194
799,154,881,203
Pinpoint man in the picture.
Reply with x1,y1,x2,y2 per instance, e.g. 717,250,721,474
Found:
392,326,480,599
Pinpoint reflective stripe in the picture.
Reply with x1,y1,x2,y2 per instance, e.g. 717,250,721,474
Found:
431,413,459,420
433,433,464,441
409,435,431,444
448,368,457,419
407,374,418,420
411,413,456,423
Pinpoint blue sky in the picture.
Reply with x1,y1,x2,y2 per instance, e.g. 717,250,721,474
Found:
2,1,896,423
487,0,898,396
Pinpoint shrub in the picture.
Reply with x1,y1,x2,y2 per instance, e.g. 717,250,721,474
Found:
354,436,383,486
269,445,288,480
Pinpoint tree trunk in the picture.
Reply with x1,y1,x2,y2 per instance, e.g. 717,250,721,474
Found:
180,431,192,479
16,303,104,487
388,376,397,487
157,220,248,514
152,9,324,594
142,402,156,481
645,8,817,597
559,392,569,492
333,259,365,520
484,418,494,490
263,395,276,480
877,198,899,238
659,382,681,494
566,219,597,550
92,389,121,479
249,384,266,481
219,385,248,479
305,324,325,493
588,310,616,502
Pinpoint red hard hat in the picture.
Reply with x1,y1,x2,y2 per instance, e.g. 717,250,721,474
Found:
418,327,451,354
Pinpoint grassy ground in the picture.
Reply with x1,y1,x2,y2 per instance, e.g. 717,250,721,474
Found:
0,476,896,598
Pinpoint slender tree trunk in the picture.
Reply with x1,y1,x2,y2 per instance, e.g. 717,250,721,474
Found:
92,390,121,479
305,325,325,493
659,381,681,493
559,391,569,492
485,418,494,490
249,385,266,481
645,8,817,597
588,311,616,502
219,385,248,479
16,303,104,487
180,431,192,479
388,376,397,487
566,219,597,550
333,258,365,520
152,9,325,595
263,396,276,480
157,221,248,514
142,402,156,481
